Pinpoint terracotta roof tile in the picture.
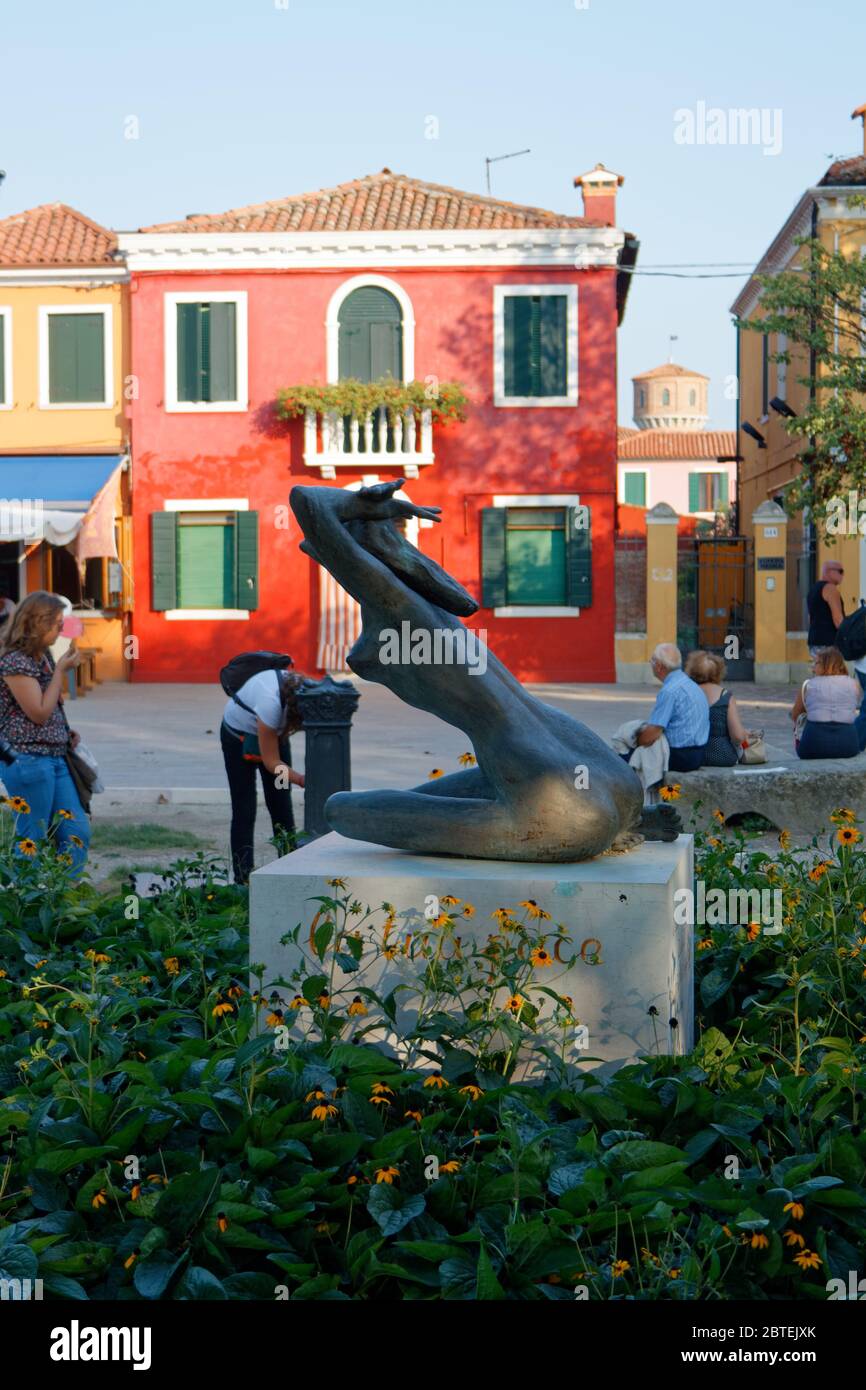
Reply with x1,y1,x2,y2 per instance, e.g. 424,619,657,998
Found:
618,429,736,460
0,203,117,267
632,362,709,381
141,168,603,234
819,154,866,186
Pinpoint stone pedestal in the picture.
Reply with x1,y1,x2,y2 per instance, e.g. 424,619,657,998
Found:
250,832,694,1074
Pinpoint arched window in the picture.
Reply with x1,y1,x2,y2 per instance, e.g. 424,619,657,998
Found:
689,388,696,406
338,287,403,382
661,387,671,407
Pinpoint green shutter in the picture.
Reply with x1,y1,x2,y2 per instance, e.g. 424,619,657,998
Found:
208,302,237,401
177,523,234,608
339,288,403,382
370,321,401,381
540,295,568,396
480,508,507,607
504,296,532,397
177,303,203,402
151,513,178,611
566,505,592,608
0,313,5,404
623,472,646,506
688,473,701,512
718,472,729,505
235,510,259,609
48,312,105,403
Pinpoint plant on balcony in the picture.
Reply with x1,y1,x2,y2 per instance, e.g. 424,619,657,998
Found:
275,377,469,426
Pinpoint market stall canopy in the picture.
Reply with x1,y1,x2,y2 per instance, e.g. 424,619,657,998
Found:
0,454,124,548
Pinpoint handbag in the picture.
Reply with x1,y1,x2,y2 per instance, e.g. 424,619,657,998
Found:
57,693,101,814
739,730,767,765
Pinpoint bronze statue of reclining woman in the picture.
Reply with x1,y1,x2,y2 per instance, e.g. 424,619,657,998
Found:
290,479,678,862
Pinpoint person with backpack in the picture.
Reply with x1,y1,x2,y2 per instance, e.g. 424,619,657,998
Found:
833,599,866,753
219,653,306,884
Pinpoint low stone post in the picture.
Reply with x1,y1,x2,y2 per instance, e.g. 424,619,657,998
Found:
645,502,680,656
296,675,361,839
752,500,788,683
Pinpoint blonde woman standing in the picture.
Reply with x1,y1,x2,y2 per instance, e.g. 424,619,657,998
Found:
0,592,90,873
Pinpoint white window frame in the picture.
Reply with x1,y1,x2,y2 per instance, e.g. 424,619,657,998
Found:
38,303,113,410
325,274,415,383
164,291,248,413
493,284,578,408
619,467,649,508
491,493,582,617
0,307,11,410
162,497,250,620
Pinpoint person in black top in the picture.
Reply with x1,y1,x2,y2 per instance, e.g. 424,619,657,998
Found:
807,560,845,656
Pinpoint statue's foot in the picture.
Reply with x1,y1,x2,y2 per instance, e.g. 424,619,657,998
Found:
637,804,682,842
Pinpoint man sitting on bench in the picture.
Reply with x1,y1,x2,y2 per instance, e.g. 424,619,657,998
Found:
636,643,710,773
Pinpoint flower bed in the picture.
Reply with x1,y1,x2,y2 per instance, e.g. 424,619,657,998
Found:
0,804,865,1301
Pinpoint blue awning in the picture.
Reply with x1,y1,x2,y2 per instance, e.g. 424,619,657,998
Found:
0,455,123,508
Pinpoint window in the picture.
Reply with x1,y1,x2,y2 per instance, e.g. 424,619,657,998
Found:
661,387,671,407
0,308,11,409
39,306,112,408
493,285,578,407
623,471,647,506
480,497,591,615
164,292,248,412
688,472,729,512
338,287,403,382
776,332,787,400
689,388,697,407
761,333,769,415
151,507,258,615
638,388,646,408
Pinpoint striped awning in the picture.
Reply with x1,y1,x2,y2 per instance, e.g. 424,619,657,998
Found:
317,568,362,672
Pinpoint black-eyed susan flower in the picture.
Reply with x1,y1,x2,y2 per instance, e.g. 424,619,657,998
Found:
423,1074,449,1089
491,908,512,925
747,922,761,942
505,994,526,1014
85,949,111,964
668,1268,681,1280
459,1084,483,1100
146,1174,168,1186
793,1249,822,1271
611,1259,630,1277
640,1247,660,1266
713,808,725,824
783,1201,805,1221
312,1103,338,1121
808,862,831,883
697,938,713,951
69,834,84,849
212,1001,234,1018
369,1095,391,1107
9,797,30,814
458,752,476,767
371,1082,394,1095
404,1109,423,1124
56,808,74,820
520,899,551,921
289,995,305,1010
326,877,348,889
306,1089,326,1102
428,769,444,779
750,1232,769,1250
440,895,461,906
56,852,73,867
462,903,476,918
130,1183,141,1201
659,784,681,802
216,1212,229,1233
530,945,553,967
778,830,791,851
830,808,857,825
382,946,399,960
17,839,37,857
91,1189,108,1209
124,1250,139,1270
163,956,180,975
783,1229,805,1248
227,984,243,998
348,996,368,1016
316,990,330,1009
439,1160,460,1173
837,826,862,846
375,1166,400,1184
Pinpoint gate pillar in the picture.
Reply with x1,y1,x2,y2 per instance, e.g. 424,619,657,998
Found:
752,500,788,683
646,502,680,656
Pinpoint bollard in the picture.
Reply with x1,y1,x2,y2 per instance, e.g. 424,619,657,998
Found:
296,674,361,838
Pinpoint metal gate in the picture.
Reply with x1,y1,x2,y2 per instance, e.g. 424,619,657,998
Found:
677,536,754,679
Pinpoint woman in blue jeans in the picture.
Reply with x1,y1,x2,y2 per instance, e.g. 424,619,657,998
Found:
0,592,90,874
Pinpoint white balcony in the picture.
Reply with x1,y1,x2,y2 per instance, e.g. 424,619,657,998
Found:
303,407,435,480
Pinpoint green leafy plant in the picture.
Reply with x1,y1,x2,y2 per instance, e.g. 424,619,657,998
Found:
275,377,469,426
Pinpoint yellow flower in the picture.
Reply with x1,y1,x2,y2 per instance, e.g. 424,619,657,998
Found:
85,949,111,964
793,1249,822,1271
124,1250,139,1270
783,1229,806,1248
462,903,476,918
375,1166,400,1184
440,895,461,906
783,1201,805,1221
17,838,37,857
56,852,73,867
369,1095,391,1107
348,996,368,1016
163,957,180,975
56,809,74,820
289,995,305,1009
91,1189,108,1209
305,1089,326,1101
227,985,243,998
130,1184,142,1201
750,1232,769,1250
640,1247,660,1266
216,1212,229,1233
382,946,398,960
520,899,551,921
458,752,476,766
505,994,526,1014
423,1073,449,1089
428,768,444,779
311,1103,338,1121
778,830,791,851
34,1020,50,1029
697,938,713,951
668,1268,681,1279
611,1259,631,1277
459,1084,483,1100
431,913,451,928
721,1225,733,1238
837,826,862,846
808,862,830,882
713,809,725,824
404,1109,423,1124
212,1001,234,1018
0,970,6,979
530,945,553,967
317,991,330,1009
491,908,513,925
707,836,722,849
439,1160,461,1173
69,834,84,848
371,1082,394,1095
326,877,348,889
9,796,31,814
830,807,857,825
747,922,761,942
659,784,681,802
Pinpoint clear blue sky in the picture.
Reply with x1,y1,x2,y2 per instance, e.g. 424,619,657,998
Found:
2,0,864,427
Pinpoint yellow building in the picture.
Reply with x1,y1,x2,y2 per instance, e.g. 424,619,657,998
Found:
0,203,131,680
731,107,866,679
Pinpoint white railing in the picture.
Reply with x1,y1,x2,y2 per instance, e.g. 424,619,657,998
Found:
303,407,435,479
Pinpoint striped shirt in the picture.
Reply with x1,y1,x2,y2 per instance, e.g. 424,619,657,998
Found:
648,669,710,749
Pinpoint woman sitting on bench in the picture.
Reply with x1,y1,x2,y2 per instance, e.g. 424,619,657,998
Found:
790,647,861,760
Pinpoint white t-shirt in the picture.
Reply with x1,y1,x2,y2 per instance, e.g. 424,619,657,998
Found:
223,670,284,736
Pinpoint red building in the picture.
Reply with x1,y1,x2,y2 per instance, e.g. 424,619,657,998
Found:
118,166,637,683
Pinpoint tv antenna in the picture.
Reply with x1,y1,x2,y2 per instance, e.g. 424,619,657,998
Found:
485,148,531,195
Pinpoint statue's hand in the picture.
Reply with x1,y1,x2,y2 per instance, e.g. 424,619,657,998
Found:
354,478,441,526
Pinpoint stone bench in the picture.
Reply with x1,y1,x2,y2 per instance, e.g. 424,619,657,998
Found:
672,744,866,834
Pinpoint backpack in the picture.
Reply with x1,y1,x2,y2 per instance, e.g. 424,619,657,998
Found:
220,651,294,717
835,601,866,662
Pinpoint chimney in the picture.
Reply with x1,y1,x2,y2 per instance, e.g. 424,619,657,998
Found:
574,163,624,226
851,102,866,156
